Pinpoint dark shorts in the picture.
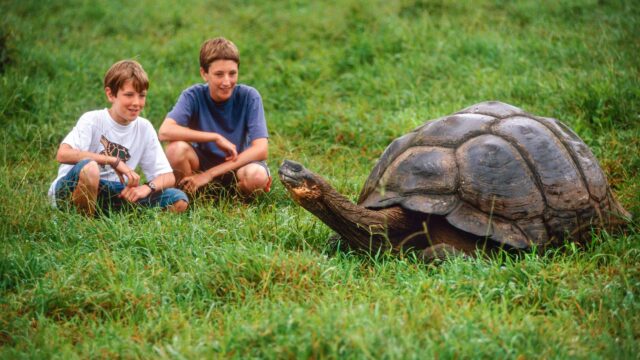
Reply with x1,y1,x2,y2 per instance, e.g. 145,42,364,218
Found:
54,159,188,212
193,145,270,178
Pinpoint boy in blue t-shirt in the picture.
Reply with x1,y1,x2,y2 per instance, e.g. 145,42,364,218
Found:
159,37,271,195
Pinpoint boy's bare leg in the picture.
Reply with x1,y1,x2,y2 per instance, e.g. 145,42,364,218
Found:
71,160,100,216
236,163,271,195
165,141,200,185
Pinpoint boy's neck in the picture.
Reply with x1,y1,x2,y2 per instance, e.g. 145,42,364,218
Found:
108,108,136,126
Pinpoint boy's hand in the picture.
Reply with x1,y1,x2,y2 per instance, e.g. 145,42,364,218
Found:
119,185,152,203
179,172,212,194
113,161,141,187
265,176,272,193
214,135,238,161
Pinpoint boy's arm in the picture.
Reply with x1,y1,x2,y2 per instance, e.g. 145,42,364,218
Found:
206,137,267,178
179,138,268,192
118,171,176,203
120,121,178,203
147,172,176,191
56,143,141,187
158,118,237,160
57,143,118,167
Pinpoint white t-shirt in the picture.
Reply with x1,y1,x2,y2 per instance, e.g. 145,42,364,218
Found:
48,108,173,203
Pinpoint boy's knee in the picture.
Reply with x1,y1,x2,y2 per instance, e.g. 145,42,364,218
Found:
165,141,192,160
169,199,189,213
79,160,100,184
237,164,270,194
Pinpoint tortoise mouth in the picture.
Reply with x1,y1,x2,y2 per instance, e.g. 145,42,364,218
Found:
279,172,301,189
278,159,306,188
278,160,324,203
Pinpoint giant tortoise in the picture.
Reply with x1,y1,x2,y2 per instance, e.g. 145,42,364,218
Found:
279,101,629,261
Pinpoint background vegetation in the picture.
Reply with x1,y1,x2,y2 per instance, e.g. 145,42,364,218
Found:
1,0,638,358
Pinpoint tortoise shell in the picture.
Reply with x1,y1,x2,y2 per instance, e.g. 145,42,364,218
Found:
357,101,628,248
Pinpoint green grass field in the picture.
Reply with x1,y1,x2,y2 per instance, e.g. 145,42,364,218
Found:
1,0,639,358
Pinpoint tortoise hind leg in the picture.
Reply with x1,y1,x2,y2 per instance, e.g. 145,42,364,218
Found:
418,215,491,262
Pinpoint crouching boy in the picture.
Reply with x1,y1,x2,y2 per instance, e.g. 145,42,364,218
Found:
48,60,188,215
158,37,271,196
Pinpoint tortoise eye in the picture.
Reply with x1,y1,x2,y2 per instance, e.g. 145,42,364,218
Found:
283,160,303,172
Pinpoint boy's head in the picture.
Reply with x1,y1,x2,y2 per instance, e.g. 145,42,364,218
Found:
199,37,240,72
103,60,149,96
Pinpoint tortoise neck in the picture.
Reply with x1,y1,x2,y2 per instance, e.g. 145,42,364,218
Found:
309,177,414,250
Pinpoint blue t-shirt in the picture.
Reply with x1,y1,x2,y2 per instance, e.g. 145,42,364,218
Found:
167,83,268,163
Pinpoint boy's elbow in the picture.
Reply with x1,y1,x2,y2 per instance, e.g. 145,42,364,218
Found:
258,144,268,161
55,145,69,163
158,121,175,141
247,139,268,160
156,172,176,188
158,126,169,141
166,172,176,187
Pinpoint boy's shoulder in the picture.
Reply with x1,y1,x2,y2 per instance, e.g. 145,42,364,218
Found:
76,108,109,125
181,83,208,97
235,84,260,97
135,115,154,129
233,84,262,105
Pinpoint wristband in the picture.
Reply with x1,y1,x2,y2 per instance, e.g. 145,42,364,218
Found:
111,157,120,169
145,181,157,192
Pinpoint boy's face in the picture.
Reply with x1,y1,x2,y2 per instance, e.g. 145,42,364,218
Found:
105,80,147,125
200,59,238,103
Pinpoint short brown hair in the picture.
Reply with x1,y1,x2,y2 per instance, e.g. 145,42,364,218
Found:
199,37,240,71
103,60,149,96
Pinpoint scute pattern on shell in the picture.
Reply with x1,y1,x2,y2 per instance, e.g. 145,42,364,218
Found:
357,101,628,248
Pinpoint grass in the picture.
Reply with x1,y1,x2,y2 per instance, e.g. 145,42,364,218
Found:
1,0,639,358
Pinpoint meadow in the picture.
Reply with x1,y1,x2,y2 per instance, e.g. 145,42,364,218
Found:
1,0,639,358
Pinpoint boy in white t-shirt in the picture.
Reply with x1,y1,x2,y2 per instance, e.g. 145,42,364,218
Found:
48,60,188,215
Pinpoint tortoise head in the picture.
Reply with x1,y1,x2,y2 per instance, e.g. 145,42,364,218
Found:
278,160,325,206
